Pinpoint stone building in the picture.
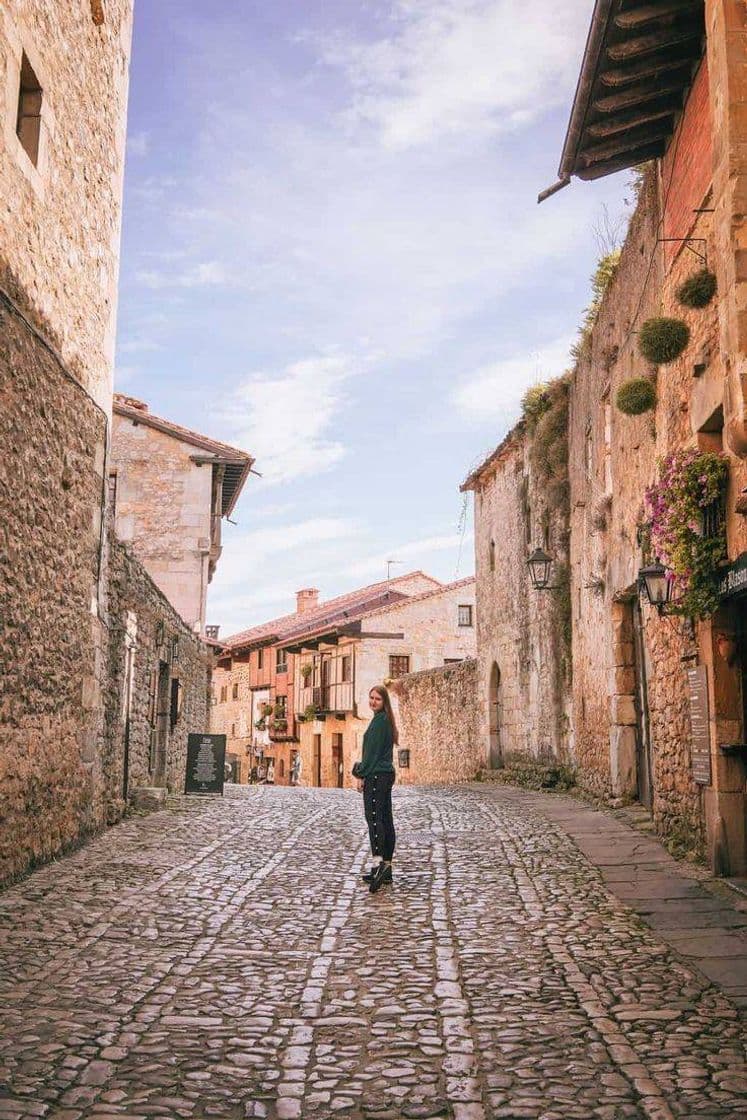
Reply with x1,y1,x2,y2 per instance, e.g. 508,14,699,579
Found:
463,0,747,874
211,574,448,786
554,0,747,875
111,394,254,636
0,1,135,885
0,3,229,886
281,575,476,788
461,391,572,774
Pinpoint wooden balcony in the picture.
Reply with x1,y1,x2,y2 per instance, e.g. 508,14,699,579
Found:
300,681,354,715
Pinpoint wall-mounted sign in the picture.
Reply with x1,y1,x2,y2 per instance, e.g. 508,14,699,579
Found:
185,733,226,794
718,552,747,599
686,665,712,785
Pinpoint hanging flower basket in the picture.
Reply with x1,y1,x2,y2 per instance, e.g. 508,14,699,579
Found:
676,268,717,310
644,449,728,619
616,377,656,416
638,317,690,364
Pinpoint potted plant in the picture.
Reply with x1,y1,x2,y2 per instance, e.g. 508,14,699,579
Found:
261,702,273,717
676,268,717,309
616,377,656,416
303,703,318,722
300,663,313,682
638,317,690,364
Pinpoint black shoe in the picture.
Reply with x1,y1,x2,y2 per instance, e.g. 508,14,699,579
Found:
369,863,392,893
362,863,392,883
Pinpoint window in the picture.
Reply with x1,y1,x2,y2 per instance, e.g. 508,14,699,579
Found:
232,682,239,700
444,658,463,665
220,685,227,703
489,539,495,572
341,655,352,683
16,53,42,166
275,695,287,718
169,678,182,730
276,647,288,673
389,655,410,678
257,648,264,671
458,604,473,627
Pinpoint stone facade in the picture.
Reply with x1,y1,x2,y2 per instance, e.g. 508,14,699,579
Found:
389,659,481,784
0,1,133,886
465,8,747,874
290,577,477,790
0,296,109,884
0,1,133,412
111,396,253,635
106,534,211,806
211,646,298,786
462,399,571,776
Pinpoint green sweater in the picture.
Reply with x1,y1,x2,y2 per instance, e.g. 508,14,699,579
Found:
358,710,395,777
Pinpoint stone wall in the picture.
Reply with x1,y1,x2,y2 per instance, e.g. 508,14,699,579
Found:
112,412,214,632
106,534,211,802
0,292,109,886
0,1,133,411
389,660,481,784
465,415,571,773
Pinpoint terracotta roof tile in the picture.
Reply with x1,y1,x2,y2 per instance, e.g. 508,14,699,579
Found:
223,571,441,652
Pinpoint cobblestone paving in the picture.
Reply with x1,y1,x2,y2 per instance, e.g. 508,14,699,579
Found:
1,784,746,1120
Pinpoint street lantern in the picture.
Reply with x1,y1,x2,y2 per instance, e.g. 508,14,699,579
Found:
527,547,554,591
638,561,671,613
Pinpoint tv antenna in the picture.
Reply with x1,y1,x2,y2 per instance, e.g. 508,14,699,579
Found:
386,559,403,580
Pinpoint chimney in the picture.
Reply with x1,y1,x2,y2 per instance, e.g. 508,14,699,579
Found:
205,625,220,640
296,588,319,614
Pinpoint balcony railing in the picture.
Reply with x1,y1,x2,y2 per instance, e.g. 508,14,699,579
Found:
300,681,354,714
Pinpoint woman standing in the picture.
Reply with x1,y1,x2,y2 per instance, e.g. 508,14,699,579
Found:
356,685,397,893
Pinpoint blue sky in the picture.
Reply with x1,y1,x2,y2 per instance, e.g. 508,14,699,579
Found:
116,0,629,633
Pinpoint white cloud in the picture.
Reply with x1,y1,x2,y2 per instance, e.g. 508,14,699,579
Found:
346,531,473,579
315,0,589,150
127,131,149,157
452,335,573,422
118,338,163,354
135,260,228,290
214,352,360,484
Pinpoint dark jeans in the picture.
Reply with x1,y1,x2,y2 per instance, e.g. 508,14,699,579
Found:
363,771,396,861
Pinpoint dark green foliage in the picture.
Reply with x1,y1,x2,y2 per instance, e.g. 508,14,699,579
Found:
638,317,690,364
676,268,716,310
616,377,656,415
521,383,552,428
530,376,570,511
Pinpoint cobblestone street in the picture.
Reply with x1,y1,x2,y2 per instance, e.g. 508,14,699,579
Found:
2,785,747,1120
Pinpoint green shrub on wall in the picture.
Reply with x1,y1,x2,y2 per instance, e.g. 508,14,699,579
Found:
616,377,656,415
638,317,690,364
676,268,716,309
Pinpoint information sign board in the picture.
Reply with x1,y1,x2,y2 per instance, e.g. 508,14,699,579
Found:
185,733,226,795
686,665,712,785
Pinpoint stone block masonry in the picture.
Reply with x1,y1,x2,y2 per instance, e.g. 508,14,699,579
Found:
106,534,211,804
390,659,483,784
0,287,108,885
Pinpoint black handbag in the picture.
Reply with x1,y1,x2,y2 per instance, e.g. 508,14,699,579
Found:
352,761,363,779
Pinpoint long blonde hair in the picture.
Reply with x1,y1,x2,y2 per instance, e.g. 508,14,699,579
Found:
370,684,399,745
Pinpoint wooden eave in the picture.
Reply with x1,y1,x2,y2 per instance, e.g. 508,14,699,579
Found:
540,0,704,198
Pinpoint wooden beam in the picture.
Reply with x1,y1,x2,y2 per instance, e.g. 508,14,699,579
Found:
576,140,668,180
607,25,702,63
585,102,677,138
614,1,701,32
579,125,672,166
600,53,699,88
593,81,684,113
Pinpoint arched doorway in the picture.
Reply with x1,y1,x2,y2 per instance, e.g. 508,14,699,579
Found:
489,663,502,769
